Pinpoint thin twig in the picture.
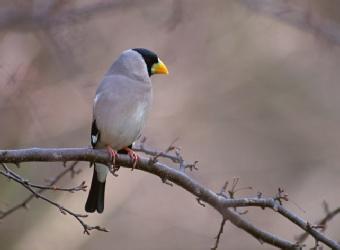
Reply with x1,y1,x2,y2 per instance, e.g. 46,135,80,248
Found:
134,138,198,172
211,218,227,250
0,163,87,193
295,201,340,244
0,162,106,234
0,161,79,219
134,139,180,164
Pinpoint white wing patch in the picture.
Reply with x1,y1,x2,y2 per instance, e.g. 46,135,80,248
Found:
91,135,98,145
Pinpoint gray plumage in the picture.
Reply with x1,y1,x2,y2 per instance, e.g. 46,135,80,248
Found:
94,50,153,150
85,49,165,213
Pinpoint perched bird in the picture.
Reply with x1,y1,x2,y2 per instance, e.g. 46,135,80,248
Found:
85,48,169,213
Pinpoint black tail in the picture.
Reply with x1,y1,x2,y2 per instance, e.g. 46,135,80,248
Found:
85,167,105,213
85,144,132,213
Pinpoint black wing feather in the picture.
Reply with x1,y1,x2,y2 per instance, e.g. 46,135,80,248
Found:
91,119,100,148
86,119,133,213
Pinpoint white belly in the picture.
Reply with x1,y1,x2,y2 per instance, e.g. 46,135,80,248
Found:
95,99,150,150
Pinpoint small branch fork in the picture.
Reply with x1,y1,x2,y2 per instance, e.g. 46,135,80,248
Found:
0,163,86,193
134,137,198,172
295,201,340,246
0,162,107,234
0,146,339,249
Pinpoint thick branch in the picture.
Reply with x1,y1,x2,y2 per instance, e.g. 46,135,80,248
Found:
0,148,339,249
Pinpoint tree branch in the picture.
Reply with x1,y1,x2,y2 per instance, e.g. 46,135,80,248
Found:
211,218,227,250
295,201,340,245
0,148,339,249
0,162,86,193
0,161,80,219
0,161,107,234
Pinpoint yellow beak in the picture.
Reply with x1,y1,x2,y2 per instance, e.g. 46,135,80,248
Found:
151,59,169,75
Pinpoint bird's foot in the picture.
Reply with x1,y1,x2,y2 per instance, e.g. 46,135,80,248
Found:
106,145,118,167
124,147,139,170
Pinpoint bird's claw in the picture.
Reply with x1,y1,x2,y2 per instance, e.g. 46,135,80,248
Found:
106,146,118,167
124,147,139,170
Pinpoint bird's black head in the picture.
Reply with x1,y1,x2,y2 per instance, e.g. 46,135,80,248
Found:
132,48,160,76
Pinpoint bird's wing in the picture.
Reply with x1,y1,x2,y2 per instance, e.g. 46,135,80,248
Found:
91,119,100,148
90,75,124,149
91,74,152,149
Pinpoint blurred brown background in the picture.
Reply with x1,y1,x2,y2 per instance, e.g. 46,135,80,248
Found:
0,0,339,249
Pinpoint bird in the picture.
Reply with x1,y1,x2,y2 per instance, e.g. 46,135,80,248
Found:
85,48,169,213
